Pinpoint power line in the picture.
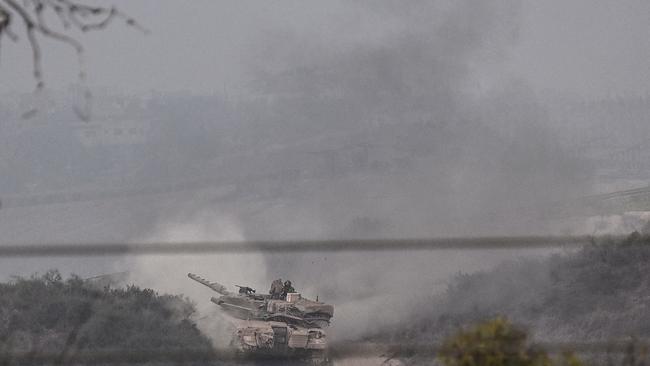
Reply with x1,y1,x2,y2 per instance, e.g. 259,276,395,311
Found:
0,236,597,257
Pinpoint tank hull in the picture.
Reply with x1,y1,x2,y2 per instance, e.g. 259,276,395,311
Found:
229,319,329,364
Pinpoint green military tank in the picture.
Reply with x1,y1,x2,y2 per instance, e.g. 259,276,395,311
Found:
187,273,334,364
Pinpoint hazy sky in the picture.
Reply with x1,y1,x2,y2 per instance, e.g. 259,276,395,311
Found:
0,0,648,98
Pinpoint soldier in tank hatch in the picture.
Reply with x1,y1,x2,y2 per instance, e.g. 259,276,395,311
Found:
281,280,295,299
270,278,283,299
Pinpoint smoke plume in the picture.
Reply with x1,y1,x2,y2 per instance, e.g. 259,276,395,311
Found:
121,209,267,346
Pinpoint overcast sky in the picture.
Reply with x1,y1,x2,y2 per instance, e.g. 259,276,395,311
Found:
0,0,648,98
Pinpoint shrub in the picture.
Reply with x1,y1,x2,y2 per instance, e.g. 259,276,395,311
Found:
438,318,582,366
0,271,215,364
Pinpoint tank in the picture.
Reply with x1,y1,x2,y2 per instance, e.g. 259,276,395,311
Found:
187,273,334,364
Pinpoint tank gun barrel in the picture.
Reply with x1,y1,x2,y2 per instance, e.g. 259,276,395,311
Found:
187,273,231,295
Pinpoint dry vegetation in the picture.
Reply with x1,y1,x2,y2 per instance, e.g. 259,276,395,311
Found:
0,270,215,364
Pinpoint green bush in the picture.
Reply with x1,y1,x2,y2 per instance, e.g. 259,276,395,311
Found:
438,318,582,366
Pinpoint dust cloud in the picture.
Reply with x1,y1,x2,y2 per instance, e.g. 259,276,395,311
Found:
120,210,267,347
234,0,592,239
117,0,594,345
248,0,589,342
2,0,632,351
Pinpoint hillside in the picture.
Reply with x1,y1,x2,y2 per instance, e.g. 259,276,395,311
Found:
390,233,650,344
0,271,215,364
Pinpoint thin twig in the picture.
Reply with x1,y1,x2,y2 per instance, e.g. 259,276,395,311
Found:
4,0,44,90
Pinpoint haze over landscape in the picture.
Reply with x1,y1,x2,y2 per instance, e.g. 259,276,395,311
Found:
0,1,650,363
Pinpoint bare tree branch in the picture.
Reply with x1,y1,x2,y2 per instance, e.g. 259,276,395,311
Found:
0,3,17,66
0,3,17,41
3,0,44,90
0,0,146,121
